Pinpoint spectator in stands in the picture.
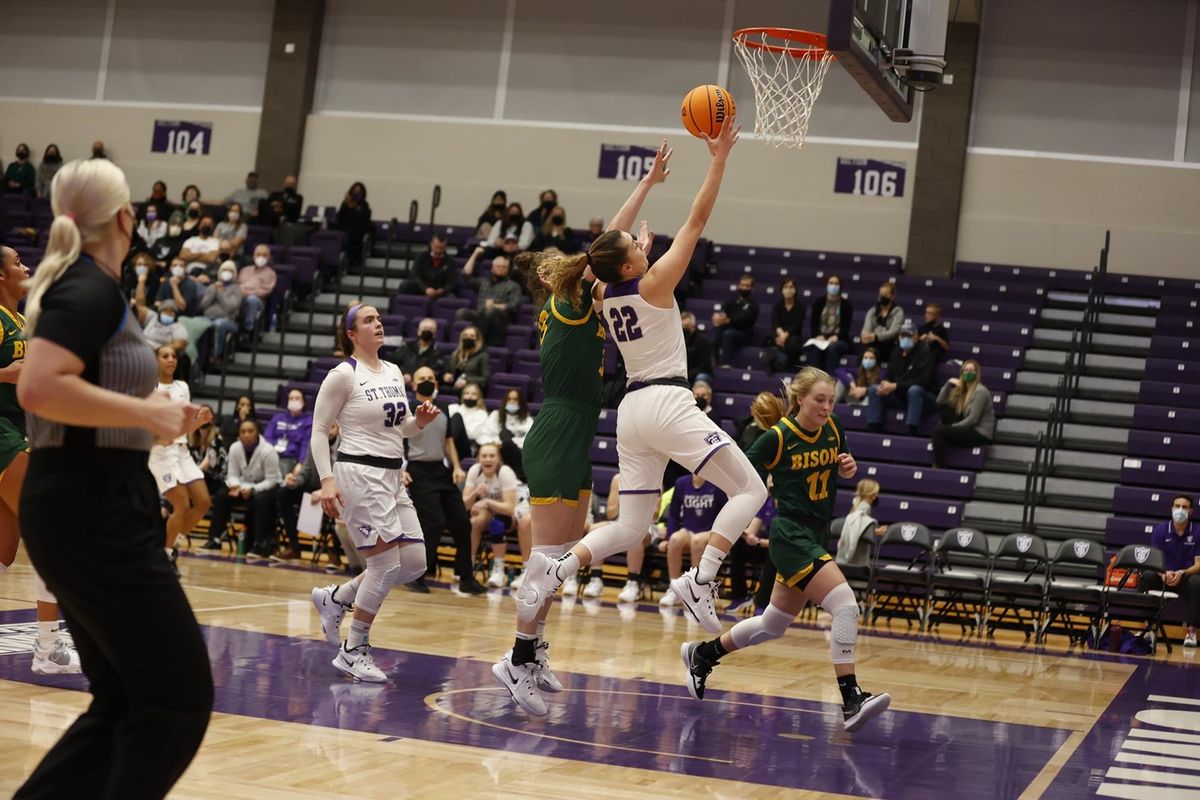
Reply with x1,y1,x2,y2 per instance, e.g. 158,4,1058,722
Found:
398,317,446,385
215,202,248,253
188,406,227,506
587,217,605,239
199,260,243,359
448,382,489,457
531,205,580,253
476,190,508,238
710,274,759,367
181,184,201,206
226,171,267,220
463,442,520,588
266,175,303,224
736,391,787,451
481,387,534,478
145,180,171,213
220,395,256,444
36,144,63,198
931,359,995,468
4,143,34,195
842,346,881,405
1142,495,1199,648
180,215,221,275
403,234,458,298
805,274,854,374
135,297,189,354
836,479,887,568
459,247,522,347
90,140,108,159
692,380,718,425
138,203,168,248
156,255,202,316
767,277,805,373
527,189,559,229
444,325,490,391
867,319,936,435
127,251,163,306
264,389,313,561
179,200,203,237
238,244,277,331
860,281,903,362
208,419,281,560
681,311,715,385
486,203,534,251
336,181,372,266
148,210,189,267
917,302,950,362
658,474,728,607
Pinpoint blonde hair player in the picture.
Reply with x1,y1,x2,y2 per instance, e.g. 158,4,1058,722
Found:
681,367,892,732
308,303,440,682
517,116,768,635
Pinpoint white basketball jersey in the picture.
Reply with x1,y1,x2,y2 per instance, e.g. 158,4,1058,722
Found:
157,380,190,445
602,278,688,384
327,359,410,460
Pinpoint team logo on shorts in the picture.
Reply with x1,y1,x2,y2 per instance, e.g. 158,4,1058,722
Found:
704,431,722,446
1072,541,1092,559
358,524,374,538
955,530,974,548
1133,546,1151,564
900,524,918,542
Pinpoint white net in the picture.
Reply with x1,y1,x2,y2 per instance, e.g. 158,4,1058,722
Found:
732,30,835,150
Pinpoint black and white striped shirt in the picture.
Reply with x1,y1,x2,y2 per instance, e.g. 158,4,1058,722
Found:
28,255,158,451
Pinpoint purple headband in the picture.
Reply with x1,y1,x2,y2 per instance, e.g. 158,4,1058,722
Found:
345,303,364,333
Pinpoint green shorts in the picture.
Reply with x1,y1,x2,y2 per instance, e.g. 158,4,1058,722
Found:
522,399,599,507
0,415,28,475
769,515,833,589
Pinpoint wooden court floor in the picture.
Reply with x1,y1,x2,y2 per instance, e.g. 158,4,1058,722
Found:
1,548,1197,799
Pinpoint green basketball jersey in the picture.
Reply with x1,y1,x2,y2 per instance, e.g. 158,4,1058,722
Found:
535,286,605,407
745,413,847,521
0,306,25,419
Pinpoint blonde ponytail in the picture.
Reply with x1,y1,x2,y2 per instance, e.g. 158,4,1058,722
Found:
24,159,131,335
515,249,591,311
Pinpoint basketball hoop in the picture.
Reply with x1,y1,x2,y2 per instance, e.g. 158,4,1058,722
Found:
732,28,836,150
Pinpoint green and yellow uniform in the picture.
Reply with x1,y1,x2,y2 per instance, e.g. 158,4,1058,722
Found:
0,306,28,474
745,413,847,588
522,285,605,506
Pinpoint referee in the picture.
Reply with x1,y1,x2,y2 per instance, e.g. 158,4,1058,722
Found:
15,159,213,799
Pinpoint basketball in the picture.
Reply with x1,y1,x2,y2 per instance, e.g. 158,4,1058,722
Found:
680,84,736,139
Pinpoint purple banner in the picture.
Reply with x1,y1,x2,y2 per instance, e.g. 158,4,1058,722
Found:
597,144,659,181
833,157,906,198
151,120,212,156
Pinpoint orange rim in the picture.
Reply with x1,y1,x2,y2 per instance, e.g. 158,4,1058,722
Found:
732,27,834,60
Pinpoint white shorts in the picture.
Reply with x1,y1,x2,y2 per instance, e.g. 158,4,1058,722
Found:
148,442,204,494
333,461,423,550
615,384,736,492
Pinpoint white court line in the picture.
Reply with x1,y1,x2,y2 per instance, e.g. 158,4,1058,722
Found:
190,600,301,614
1148,694,1200,707
1116,751,1200,772
1128,728,1200,745
1106,767,1200,789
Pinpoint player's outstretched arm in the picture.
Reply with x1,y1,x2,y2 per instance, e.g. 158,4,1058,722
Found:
607,140,672,234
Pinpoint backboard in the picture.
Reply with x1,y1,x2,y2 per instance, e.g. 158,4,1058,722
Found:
826,0,918,122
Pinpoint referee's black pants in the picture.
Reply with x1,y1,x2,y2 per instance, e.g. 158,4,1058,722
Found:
17,449,213,800
406,460,472,580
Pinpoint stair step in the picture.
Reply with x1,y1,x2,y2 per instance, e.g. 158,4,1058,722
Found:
971,471,1114,511
311,293,391,314
984,444,1123,481
1031,327,1149,357
1001,394,1133,426
1021,348,1146,380
1038,306,1157,336
962,500,1110,540
1014,372,1139,402
994,419,1128,454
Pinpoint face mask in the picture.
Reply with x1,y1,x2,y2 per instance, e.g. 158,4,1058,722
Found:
45,152,62,163
168,224,182,236
738,288,752,298
695,397,709,411
542,199,556,211
1172,508,1189,524
899,337,914,350
219,271,235,284
505,402,520,414
199,225,213,236
418,330,434,343
550,215,564,225
287,399,304,413
255,256,269,268
961,370,977,383
187,208,199,219
228,212,240,222
159,313,176,325
827,283,840,297
145,211,157,223
17,150,28,160
493,202,506,211
879,294,892,305
416,380,436,397
508,214,522,225
861,358,876,370
171,266,185,278
135,265,149,278
462,337,476,349
351,191,364,202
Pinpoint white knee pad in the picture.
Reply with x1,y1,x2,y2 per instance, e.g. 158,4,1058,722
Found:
397,543,426,585
820,583,859,665
580,495,658,562
729,603,795,650
698,446,769,546
356,548,403,615
32,570,56,605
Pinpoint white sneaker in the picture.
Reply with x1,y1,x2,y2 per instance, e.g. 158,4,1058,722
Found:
173,534,189,550
311,585,349,645
617,580,640,604
583,576,604,598
492,654,548,716
514,552,565,624
510,571,524,591
488,565,507,588
31,636,81,675
562,575,579,597
534,642,563,693
332,642,386,682
659,587,680,607
670,568,723,634
1185,631,1197,648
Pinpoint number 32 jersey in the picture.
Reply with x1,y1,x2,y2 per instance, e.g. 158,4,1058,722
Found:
602,277,688,384
327,358,411,459
745,414,847,521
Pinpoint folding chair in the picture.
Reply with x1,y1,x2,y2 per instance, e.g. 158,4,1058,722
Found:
928,527,991,635
1040,538,1106,645
868,522,934,630
985,533,1049,640
1100,544,1175,654
830,516,876,613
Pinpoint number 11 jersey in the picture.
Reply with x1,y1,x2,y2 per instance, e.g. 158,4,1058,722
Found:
745,414,848,521
602,277,688,384
329,358,410,459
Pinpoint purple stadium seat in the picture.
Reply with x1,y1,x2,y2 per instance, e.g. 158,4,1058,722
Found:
834,493,964,530
1160,295,1198,317
1144,358,1200,384
1155,315,1197,337
287,246,320,290
245,225,274,251
378,314,405,338
596,409,617,436
1105,516,1158,547
1149,336,1198,361
956,262,1095,292
941,319,1034,348
1139,381,1200,409
432,297,471,318
1111,486,1175,518
712,369,782,396
842,462,975,499
308,229,346,272
390,295,430,319
1132,404,1200,434
266,244,286,264
513,348,540,364
837,404,939,437
592,466,618,498
270,264,295,304
714,393,758,420
852,431,986,470
511,361,540,385
589,436,619,467
505,325,534,351
1126,430,1200,459
488,372,531,401
1120,456,1200,491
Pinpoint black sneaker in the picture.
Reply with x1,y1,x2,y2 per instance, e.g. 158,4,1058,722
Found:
168,548,180,578
681,641,717,701
406,578,431,594
458,578,487,596
842,689,891,732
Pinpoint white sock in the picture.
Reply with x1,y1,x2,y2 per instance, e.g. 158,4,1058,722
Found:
37,621,59,649
536,620,546,642
696,545,726,584
554,552,580,581
333,574,363,607
0,562,8,575
347,617,371,650
165,546,174,557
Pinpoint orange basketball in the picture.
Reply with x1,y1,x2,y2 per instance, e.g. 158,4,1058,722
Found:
680,84,736,139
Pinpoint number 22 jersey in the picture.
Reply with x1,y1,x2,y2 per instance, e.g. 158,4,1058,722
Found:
328,358,411,460
602,277,688,384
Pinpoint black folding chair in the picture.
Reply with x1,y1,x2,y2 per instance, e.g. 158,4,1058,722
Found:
830,516,876,613
928,527,992,635
1040,538,1106,646
985,532,1049,640
868,522,934,630
1100,544,1174,654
